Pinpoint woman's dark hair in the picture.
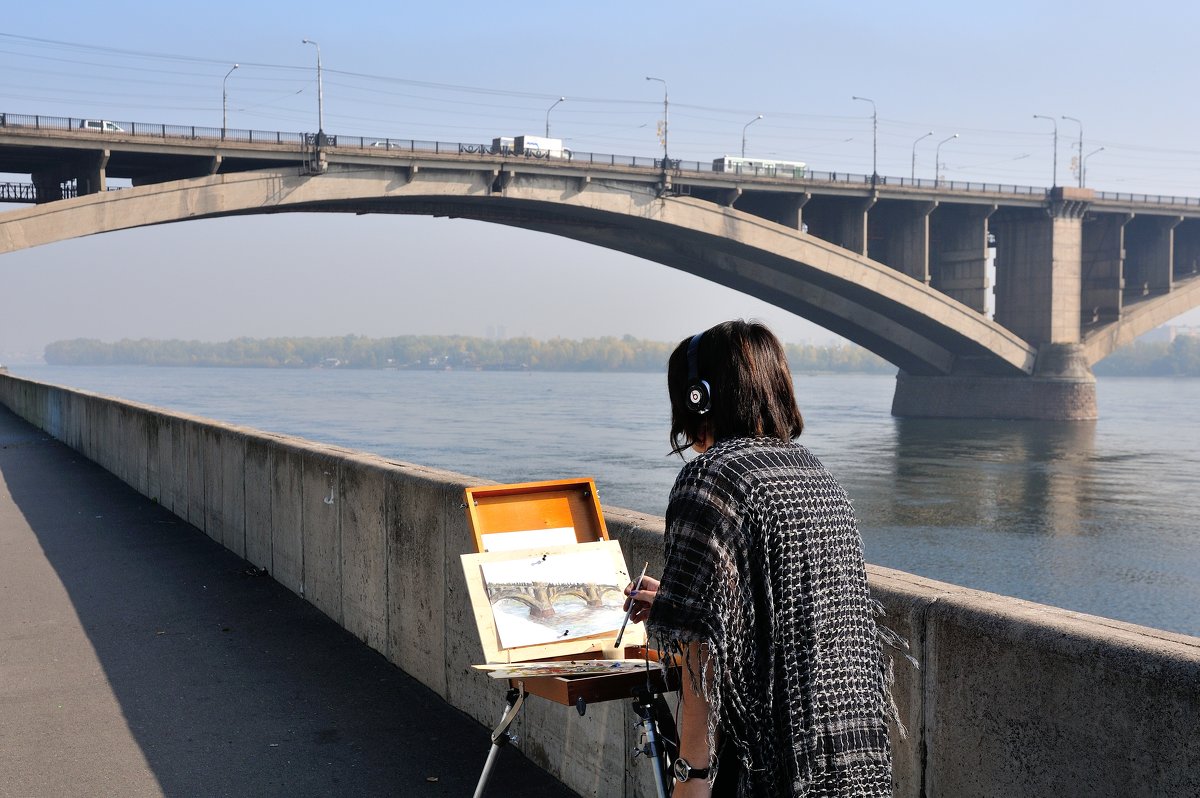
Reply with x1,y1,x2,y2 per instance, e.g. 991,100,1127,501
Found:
668,319,804,455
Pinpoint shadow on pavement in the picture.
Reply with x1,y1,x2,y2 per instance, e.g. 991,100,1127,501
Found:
0,405,576,797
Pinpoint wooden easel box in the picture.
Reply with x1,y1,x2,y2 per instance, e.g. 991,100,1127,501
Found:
465,477,610,558
463,478,676,705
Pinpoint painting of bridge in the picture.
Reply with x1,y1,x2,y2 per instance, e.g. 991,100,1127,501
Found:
486,581,624,619
477,547,630,649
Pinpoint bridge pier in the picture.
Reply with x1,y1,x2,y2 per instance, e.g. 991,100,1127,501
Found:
896,189,1099,421
803,194,875,255
992,189,1088,345
30,170,65,202
31,149,108,202
868,199,937,283
1082,212,1129,326
930,203,996,314
891,344,1097,421
1125,214,1180,298
743,192,809,230
1173,219,1200,280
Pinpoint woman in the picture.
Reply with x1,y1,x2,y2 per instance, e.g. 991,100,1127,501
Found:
625,320,893,797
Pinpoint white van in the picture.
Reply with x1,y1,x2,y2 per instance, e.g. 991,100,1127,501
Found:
80,119,125,133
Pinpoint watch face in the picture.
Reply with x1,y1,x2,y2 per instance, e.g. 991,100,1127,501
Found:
673,758,691,782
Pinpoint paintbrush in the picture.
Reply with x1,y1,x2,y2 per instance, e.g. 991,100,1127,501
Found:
614,561,649,650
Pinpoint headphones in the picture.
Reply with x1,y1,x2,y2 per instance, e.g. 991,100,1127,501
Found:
684,331,712,415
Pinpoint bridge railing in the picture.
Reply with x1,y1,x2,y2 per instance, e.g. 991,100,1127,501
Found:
1094,190,1200,207
0,112,307,147
0,182,39,202
0,181,78,203
6,109,1200,207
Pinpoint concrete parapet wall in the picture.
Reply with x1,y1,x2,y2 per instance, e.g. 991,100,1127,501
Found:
1,372,1196,797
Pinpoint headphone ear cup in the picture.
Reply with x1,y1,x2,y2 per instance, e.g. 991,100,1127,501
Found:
685,379,712,415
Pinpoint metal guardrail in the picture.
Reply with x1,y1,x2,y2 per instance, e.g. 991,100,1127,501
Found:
0,182,38,202
1,110,1198,207
0,181,78,203
1093,190,1200,207
0,113,307,146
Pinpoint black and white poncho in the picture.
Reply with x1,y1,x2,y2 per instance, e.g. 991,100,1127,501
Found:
647,436,892,797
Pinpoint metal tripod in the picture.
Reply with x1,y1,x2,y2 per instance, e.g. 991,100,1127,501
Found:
472,684,527,798
472,679,678,797
631,685,678,798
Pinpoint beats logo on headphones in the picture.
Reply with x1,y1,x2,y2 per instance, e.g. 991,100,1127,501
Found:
685,332,711,415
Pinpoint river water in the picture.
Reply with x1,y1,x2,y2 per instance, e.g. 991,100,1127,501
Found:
10,365,1199,637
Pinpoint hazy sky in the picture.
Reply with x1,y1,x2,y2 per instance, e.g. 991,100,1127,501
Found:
4,1,1200,359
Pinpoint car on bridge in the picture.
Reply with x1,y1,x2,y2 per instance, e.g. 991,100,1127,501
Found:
79,119,124,133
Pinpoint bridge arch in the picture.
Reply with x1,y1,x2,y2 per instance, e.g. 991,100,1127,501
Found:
1082,277,1200,364
0,164,1037,377
554,585,624,606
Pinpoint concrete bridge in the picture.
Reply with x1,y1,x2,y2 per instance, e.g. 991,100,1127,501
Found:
4,111,1200,419
487,581,622,618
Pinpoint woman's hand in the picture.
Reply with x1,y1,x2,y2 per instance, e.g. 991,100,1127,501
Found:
622,575,660,624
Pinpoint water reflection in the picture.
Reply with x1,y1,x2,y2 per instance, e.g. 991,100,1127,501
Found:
889,418,1097,538
850,410,1200,636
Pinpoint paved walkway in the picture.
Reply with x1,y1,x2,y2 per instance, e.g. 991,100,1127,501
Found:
0,405,576,798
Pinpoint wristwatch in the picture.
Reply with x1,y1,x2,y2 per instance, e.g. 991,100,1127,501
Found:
672,757,711,783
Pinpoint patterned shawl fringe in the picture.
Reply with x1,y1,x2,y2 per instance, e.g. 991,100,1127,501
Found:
872,596,919,741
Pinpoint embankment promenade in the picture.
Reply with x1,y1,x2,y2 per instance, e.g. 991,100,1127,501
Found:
1,371,1197,797
0,385,574,796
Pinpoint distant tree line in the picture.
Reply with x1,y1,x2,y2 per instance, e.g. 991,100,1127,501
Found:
43,334,896,374
1094,336,1200,377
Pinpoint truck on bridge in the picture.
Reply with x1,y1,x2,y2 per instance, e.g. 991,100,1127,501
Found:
491,135,570,159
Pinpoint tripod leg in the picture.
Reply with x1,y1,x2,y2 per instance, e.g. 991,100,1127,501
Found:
473,684,526,798
631,687,671,798
473,743,504,798
651,693,679,765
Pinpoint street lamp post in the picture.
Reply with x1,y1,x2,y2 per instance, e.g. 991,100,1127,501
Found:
222,63,239,140
911,130,933,182
851,95,877,182
302,39,324,139
741,114,763,158
1033,114,1058,187
934,133,959,187
1082,146,1105,188
1062,115,1083,188
545,96,565,138
645,76,668,166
